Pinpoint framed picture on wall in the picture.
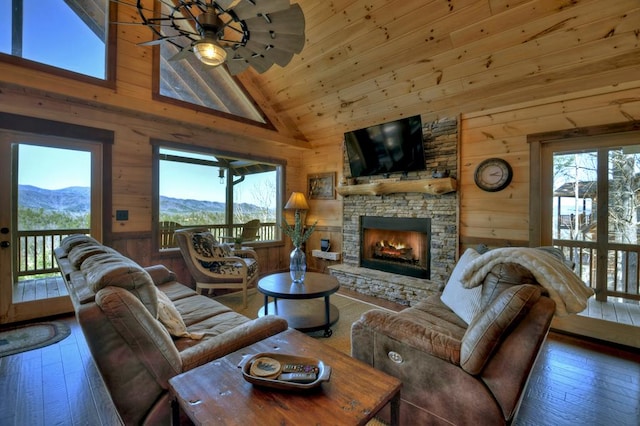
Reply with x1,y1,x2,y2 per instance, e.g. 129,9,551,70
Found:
308,172,335,200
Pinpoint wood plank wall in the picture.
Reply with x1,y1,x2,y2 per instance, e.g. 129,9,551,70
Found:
458,83,640,252
0,1,312,281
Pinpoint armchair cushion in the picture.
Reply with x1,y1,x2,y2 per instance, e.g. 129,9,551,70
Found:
209,258,258,277
441,248,483,324
461,284,542,375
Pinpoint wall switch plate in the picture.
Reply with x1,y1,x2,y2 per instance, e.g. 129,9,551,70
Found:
115,210,129,221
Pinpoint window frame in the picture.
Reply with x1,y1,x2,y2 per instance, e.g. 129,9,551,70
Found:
151,140,285,253
0,0,117,89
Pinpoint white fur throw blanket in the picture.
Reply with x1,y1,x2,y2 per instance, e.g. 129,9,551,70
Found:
461,247,594,316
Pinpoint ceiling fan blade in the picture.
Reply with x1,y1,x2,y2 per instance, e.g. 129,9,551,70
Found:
168,48,192,62
245,40,294,67
215,0,239,10
243,4,305,36
248,31,305,53
138,35,182,46
244,56,275,74
224,58,250,76
231,0,291,21
233,46,275,73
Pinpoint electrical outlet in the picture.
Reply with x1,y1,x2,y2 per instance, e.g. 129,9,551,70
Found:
115,210,128,221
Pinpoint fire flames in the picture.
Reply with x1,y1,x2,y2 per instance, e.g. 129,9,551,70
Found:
374,240,413,261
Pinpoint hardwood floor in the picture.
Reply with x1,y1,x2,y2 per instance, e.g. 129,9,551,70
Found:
1,305,639,425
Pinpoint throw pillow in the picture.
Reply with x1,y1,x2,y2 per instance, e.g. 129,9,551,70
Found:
156,287,204,340
191,232,221,268
441,248,483,324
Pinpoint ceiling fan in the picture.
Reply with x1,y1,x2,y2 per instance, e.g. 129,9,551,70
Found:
136,0,305,75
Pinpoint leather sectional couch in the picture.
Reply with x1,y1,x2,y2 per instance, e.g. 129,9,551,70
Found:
54,234,288,425
352,250,560,425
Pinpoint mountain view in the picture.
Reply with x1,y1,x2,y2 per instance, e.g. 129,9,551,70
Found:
17,185,269,230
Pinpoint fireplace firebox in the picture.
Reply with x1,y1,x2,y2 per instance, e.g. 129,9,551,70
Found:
360,216,430,279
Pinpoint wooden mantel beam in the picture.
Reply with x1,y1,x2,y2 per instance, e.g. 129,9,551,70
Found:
336,177,457,196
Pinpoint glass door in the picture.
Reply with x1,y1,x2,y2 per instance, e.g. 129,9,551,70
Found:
0,132,102,324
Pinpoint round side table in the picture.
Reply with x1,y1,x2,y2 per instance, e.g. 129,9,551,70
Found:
257,272,340,337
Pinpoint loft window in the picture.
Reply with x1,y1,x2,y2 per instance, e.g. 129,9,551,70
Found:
152,1,268,125
154,145,283,251
0,0,109,80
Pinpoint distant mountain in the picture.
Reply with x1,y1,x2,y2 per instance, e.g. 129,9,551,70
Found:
19,185,90,213
18,185,264,215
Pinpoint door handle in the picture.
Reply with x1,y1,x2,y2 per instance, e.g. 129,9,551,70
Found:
0,241,9,248
0,227,8,234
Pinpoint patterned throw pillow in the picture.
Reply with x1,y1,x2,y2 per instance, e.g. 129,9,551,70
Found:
191,232,230,268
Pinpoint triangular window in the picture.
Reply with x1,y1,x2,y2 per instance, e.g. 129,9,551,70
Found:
156,42,268,125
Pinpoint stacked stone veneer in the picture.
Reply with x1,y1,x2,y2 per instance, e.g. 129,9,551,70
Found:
329,117,458,306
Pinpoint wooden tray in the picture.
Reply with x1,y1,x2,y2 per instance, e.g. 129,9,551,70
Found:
239,352,331,390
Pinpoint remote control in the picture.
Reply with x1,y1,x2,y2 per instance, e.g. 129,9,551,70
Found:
278,372,317,383
281,364,319,374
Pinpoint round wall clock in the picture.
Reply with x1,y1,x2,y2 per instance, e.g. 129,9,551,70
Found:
474,158,513,192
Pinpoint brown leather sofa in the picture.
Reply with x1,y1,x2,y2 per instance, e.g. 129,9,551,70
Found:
55,234,288,425
351,260,556,425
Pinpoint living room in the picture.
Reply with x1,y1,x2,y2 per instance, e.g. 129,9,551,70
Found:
0,0,639,424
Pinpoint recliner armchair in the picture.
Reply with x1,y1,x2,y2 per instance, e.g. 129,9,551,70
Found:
175,227,259,308
351,261,556,425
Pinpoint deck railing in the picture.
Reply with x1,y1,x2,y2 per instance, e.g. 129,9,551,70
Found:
16,223,279,277
16,228,90,278
554,239,640,302
159,222,278,249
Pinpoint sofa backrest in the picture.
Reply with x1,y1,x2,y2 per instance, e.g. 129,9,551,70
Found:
77,287,181,425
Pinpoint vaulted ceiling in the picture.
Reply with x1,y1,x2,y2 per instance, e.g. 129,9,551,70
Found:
238,0,640,146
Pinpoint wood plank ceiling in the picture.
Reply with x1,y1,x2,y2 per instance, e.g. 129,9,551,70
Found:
238,0,640,145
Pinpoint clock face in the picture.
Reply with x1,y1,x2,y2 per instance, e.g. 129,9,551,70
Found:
474,158,513,192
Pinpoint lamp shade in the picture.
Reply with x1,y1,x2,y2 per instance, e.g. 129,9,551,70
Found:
285,192,309,210
193,39,227,66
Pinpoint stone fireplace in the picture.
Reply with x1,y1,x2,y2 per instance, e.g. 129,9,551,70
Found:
360,216,430,279
329,117,458,306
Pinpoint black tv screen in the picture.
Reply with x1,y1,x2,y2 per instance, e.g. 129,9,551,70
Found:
344,115,425,178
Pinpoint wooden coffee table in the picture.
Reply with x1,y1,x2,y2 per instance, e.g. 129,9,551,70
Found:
169,328,401,425
257,272,340,337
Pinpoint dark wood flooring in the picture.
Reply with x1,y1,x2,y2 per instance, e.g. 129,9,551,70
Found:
1,300,639,425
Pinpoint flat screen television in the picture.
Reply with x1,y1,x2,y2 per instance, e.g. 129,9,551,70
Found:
344,115,425,178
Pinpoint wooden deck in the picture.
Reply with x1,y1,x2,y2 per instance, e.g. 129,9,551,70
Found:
12,276,68,304
577,297,640,326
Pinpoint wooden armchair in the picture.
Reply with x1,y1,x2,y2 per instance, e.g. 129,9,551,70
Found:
220,219,261,244
175,227,259,308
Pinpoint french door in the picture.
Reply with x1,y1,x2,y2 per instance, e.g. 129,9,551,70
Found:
533,129,640,347
0,132,102,324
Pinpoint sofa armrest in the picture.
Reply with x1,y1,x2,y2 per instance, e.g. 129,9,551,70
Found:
179,315,289,371
351,309,462,364
460,284,541,375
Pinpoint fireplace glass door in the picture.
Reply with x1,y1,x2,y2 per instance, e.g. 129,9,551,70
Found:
360,217,430,279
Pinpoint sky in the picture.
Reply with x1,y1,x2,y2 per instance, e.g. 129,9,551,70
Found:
0,0,105,78
18,145,91,189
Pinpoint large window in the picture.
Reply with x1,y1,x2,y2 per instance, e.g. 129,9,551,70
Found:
0,0,109,80
534,129,640,303
154,145,283,250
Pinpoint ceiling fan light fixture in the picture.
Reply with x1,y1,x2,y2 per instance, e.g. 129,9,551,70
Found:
193,39,227,66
